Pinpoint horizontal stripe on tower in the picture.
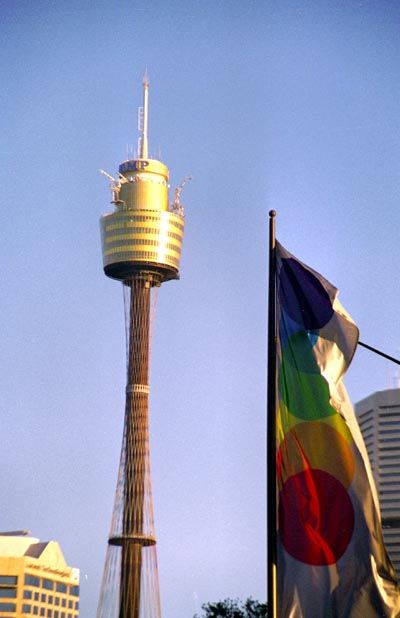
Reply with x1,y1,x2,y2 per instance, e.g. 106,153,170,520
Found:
104,229,183,242
104,216,184,233
104,244,181,258
104,250,179,266
105,237,181,253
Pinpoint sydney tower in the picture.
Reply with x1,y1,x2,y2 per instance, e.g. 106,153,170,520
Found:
97,75,186,618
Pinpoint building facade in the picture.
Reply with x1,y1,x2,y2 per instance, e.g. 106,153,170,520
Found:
355,388,400,578
0,531,79,617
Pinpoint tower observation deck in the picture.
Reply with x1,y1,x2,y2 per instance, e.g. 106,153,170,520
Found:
97,76,186,618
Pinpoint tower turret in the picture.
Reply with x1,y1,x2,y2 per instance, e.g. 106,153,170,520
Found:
100,76,184,283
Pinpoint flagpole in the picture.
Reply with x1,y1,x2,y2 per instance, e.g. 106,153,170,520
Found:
267,210,277,618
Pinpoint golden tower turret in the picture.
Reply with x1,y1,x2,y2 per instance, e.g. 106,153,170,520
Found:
97,76,187,618
100,74,185,283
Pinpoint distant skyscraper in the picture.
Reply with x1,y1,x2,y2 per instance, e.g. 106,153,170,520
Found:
0,530,80,617
355,388,400,578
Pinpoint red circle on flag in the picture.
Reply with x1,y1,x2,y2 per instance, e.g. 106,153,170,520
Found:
278,469,354,565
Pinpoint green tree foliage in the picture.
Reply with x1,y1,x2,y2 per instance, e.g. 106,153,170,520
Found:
194,597,268,618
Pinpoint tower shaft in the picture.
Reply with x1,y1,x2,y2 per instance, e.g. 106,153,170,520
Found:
98,273,162,618
118,273,157,618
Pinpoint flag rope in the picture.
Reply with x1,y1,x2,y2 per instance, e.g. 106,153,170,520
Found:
358,340,400,366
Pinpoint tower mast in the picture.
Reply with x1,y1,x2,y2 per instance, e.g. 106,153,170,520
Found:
97,76,186,618
138,72,149,159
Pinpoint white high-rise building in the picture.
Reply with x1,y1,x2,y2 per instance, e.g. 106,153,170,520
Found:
355,388,400,578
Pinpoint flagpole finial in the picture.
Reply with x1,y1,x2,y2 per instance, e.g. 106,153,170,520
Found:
269,209,276,218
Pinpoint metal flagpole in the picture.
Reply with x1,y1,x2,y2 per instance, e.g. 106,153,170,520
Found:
267,210,277,618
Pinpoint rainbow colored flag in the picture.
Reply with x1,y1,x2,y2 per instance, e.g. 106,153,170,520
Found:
276,242,400,617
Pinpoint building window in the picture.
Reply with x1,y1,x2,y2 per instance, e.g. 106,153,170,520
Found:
24,590,32,599
47,610,53,617
0,577,17,586
24,575,40,587
56,583,66,594
22,604,31,613
42,580,54,591
0,602,17,612
0,589,16,598
40,609,45,617
70,586,79,598
48,596,53,604
33,606,39,615
34,592,39,601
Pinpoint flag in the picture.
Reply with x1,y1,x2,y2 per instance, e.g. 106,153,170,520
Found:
275,241,400,617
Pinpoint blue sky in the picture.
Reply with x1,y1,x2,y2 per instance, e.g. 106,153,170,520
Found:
1,1,400,616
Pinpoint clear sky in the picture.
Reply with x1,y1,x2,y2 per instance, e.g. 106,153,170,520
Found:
1,1,400,616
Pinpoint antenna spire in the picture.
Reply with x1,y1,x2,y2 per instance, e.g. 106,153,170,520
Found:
138,71,149,159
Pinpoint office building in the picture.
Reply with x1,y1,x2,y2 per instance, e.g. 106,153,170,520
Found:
0,531,79,617
355,388,400,578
